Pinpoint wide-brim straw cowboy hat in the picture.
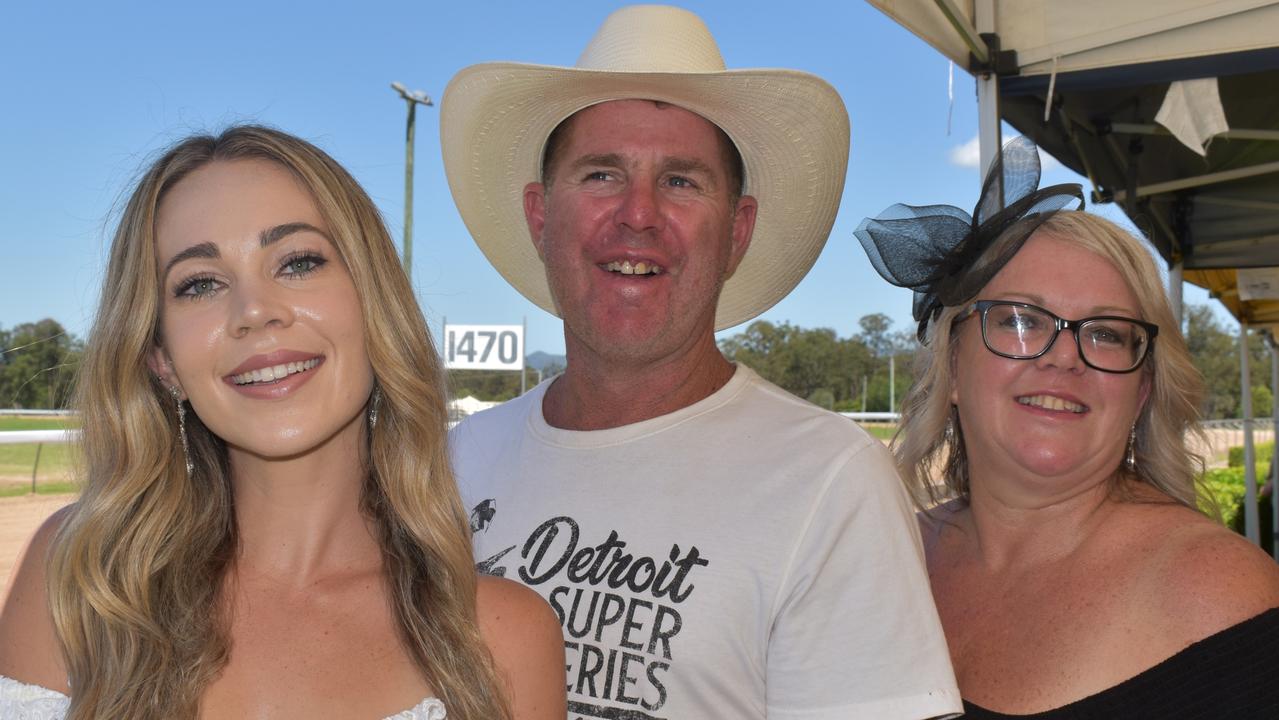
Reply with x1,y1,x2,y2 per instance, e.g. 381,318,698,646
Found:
440,4,850,331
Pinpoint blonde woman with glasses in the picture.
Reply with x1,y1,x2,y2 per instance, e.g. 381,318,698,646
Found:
857,137,1279,718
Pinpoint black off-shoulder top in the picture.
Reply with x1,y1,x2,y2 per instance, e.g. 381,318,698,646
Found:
961,607,1279,719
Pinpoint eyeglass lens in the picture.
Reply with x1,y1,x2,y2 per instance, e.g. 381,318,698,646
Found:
983,303,1149,372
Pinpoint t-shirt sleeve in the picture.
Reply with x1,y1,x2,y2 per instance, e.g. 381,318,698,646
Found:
448,413,498,512
765,438,962,720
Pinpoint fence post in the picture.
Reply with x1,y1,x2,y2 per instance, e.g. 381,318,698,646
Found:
31,442,43,494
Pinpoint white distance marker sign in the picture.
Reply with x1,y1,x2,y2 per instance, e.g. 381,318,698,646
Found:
443,324,524,371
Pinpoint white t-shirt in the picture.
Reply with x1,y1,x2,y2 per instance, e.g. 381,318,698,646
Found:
451,365,960,720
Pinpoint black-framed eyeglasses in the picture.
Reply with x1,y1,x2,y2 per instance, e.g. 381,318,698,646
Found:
963,300,1158,374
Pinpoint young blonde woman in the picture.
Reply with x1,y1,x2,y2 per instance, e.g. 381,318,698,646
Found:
0,125,565,719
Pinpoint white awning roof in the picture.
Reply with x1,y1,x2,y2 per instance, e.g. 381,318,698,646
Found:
868,0,1279,77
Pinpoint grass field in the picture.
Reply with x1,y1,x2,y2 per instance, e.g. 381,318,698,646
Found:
0,480,80,497
858,423,896,441
0,416,77,431
0,415,80,493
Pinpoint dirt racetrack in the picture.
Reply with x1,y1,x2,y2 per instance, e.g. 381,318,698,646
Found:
0,494,74,599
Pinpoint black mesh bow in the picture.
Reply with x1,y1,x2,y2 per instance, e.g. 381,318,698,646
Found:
854,136,1084,341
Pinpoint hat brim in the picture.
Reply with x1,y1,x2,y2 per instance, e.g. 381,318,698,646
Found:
441,62,850,331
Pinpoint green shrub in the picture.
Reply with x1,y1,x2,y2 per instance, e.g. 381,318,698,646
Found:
1202,467,1248,527
1202,462,1273,550
1227,440,1274,469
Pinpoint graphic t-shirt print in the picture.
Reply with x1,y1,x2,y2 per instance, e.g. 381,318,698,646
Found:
473,500,708,719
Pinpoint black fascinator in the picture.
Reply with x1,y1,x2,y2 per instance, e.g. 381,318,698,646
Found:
854,136,1084,341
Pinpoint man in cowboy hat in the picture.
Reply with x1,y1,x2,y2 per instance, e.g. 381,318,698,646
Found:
443,6,959,719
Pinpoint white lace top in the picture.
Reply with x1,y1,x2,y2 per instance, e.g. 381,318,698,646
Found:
0,676,446,719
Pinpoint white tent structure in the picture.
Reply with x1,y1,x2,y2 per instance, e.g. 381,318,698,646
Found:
448,395,501,421
870,0,1279,554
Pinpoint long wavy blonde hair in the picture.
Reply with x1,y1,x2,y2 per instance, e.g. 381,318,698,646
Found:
895,211,1207,510
48,125,511,719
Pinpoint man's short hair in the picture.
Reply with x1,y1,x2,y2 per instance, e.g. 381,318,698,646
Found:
540,102,745,200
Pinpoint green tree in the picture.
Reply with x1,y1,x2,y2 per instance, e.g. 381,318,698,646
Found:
0,319,83,409
857,313,894,357
719,319,882,410
1186,304,1238,418
448,368,540,402
856,317,919,413
1184,303,1272,419
1253,385,1273,417
733,318,920,411
807,388,835,410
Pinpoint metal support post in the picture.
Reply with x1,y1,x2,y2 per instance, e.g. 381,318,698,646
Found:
975,0,1002,184
1272,340,1279,560
1241,322,1259,545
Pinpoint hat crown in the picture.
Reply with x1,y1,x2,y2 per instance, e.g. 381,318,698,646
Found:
576,5,727,73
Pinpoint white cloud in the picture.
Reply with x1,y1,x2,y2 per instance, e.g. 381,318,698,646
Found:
948,135,1061,171
949,136,981,168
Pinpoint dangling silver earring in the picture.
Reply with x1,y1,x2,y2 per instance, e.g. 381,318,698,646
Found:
368,386,382,430
169,385,194,479
1124,424,1137,472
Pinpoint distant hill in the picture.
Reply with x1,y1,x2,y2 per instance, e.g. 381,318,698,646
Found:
526,351,565,372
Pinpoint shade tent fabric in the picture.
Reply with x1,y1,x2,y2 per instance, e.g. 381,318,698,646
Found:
870,1,1279,78
869,0,1279,326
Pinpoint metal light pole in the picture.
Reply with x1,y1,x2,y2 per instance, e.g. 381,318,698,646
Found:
889,354,896,415
391,82,434,278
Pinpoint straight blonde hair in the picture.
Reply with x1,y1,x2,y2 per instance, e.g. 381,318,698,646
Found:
49,126,511,719
895,211,1207,510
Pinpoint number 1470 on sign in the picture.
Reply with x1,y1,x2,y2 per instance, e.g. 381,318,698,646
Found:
443,324,524,370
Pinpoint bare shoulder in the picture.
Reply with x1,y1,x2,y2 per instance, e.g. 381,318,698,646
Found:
1139,505,1279,641
0,503,75,692
475,574,562,644
475,575,566,720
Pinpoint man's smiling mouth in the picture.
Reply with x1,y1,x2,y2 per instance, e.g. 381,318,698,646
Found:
603,260,663,276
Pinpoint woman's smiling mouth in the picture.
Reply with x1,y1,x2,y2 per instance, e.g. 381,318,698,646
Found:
230,357,322,385
1016,394,1088,414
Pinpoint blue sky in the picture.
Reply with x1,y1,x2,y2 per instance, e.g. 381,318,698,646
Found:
0,0,1221,355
